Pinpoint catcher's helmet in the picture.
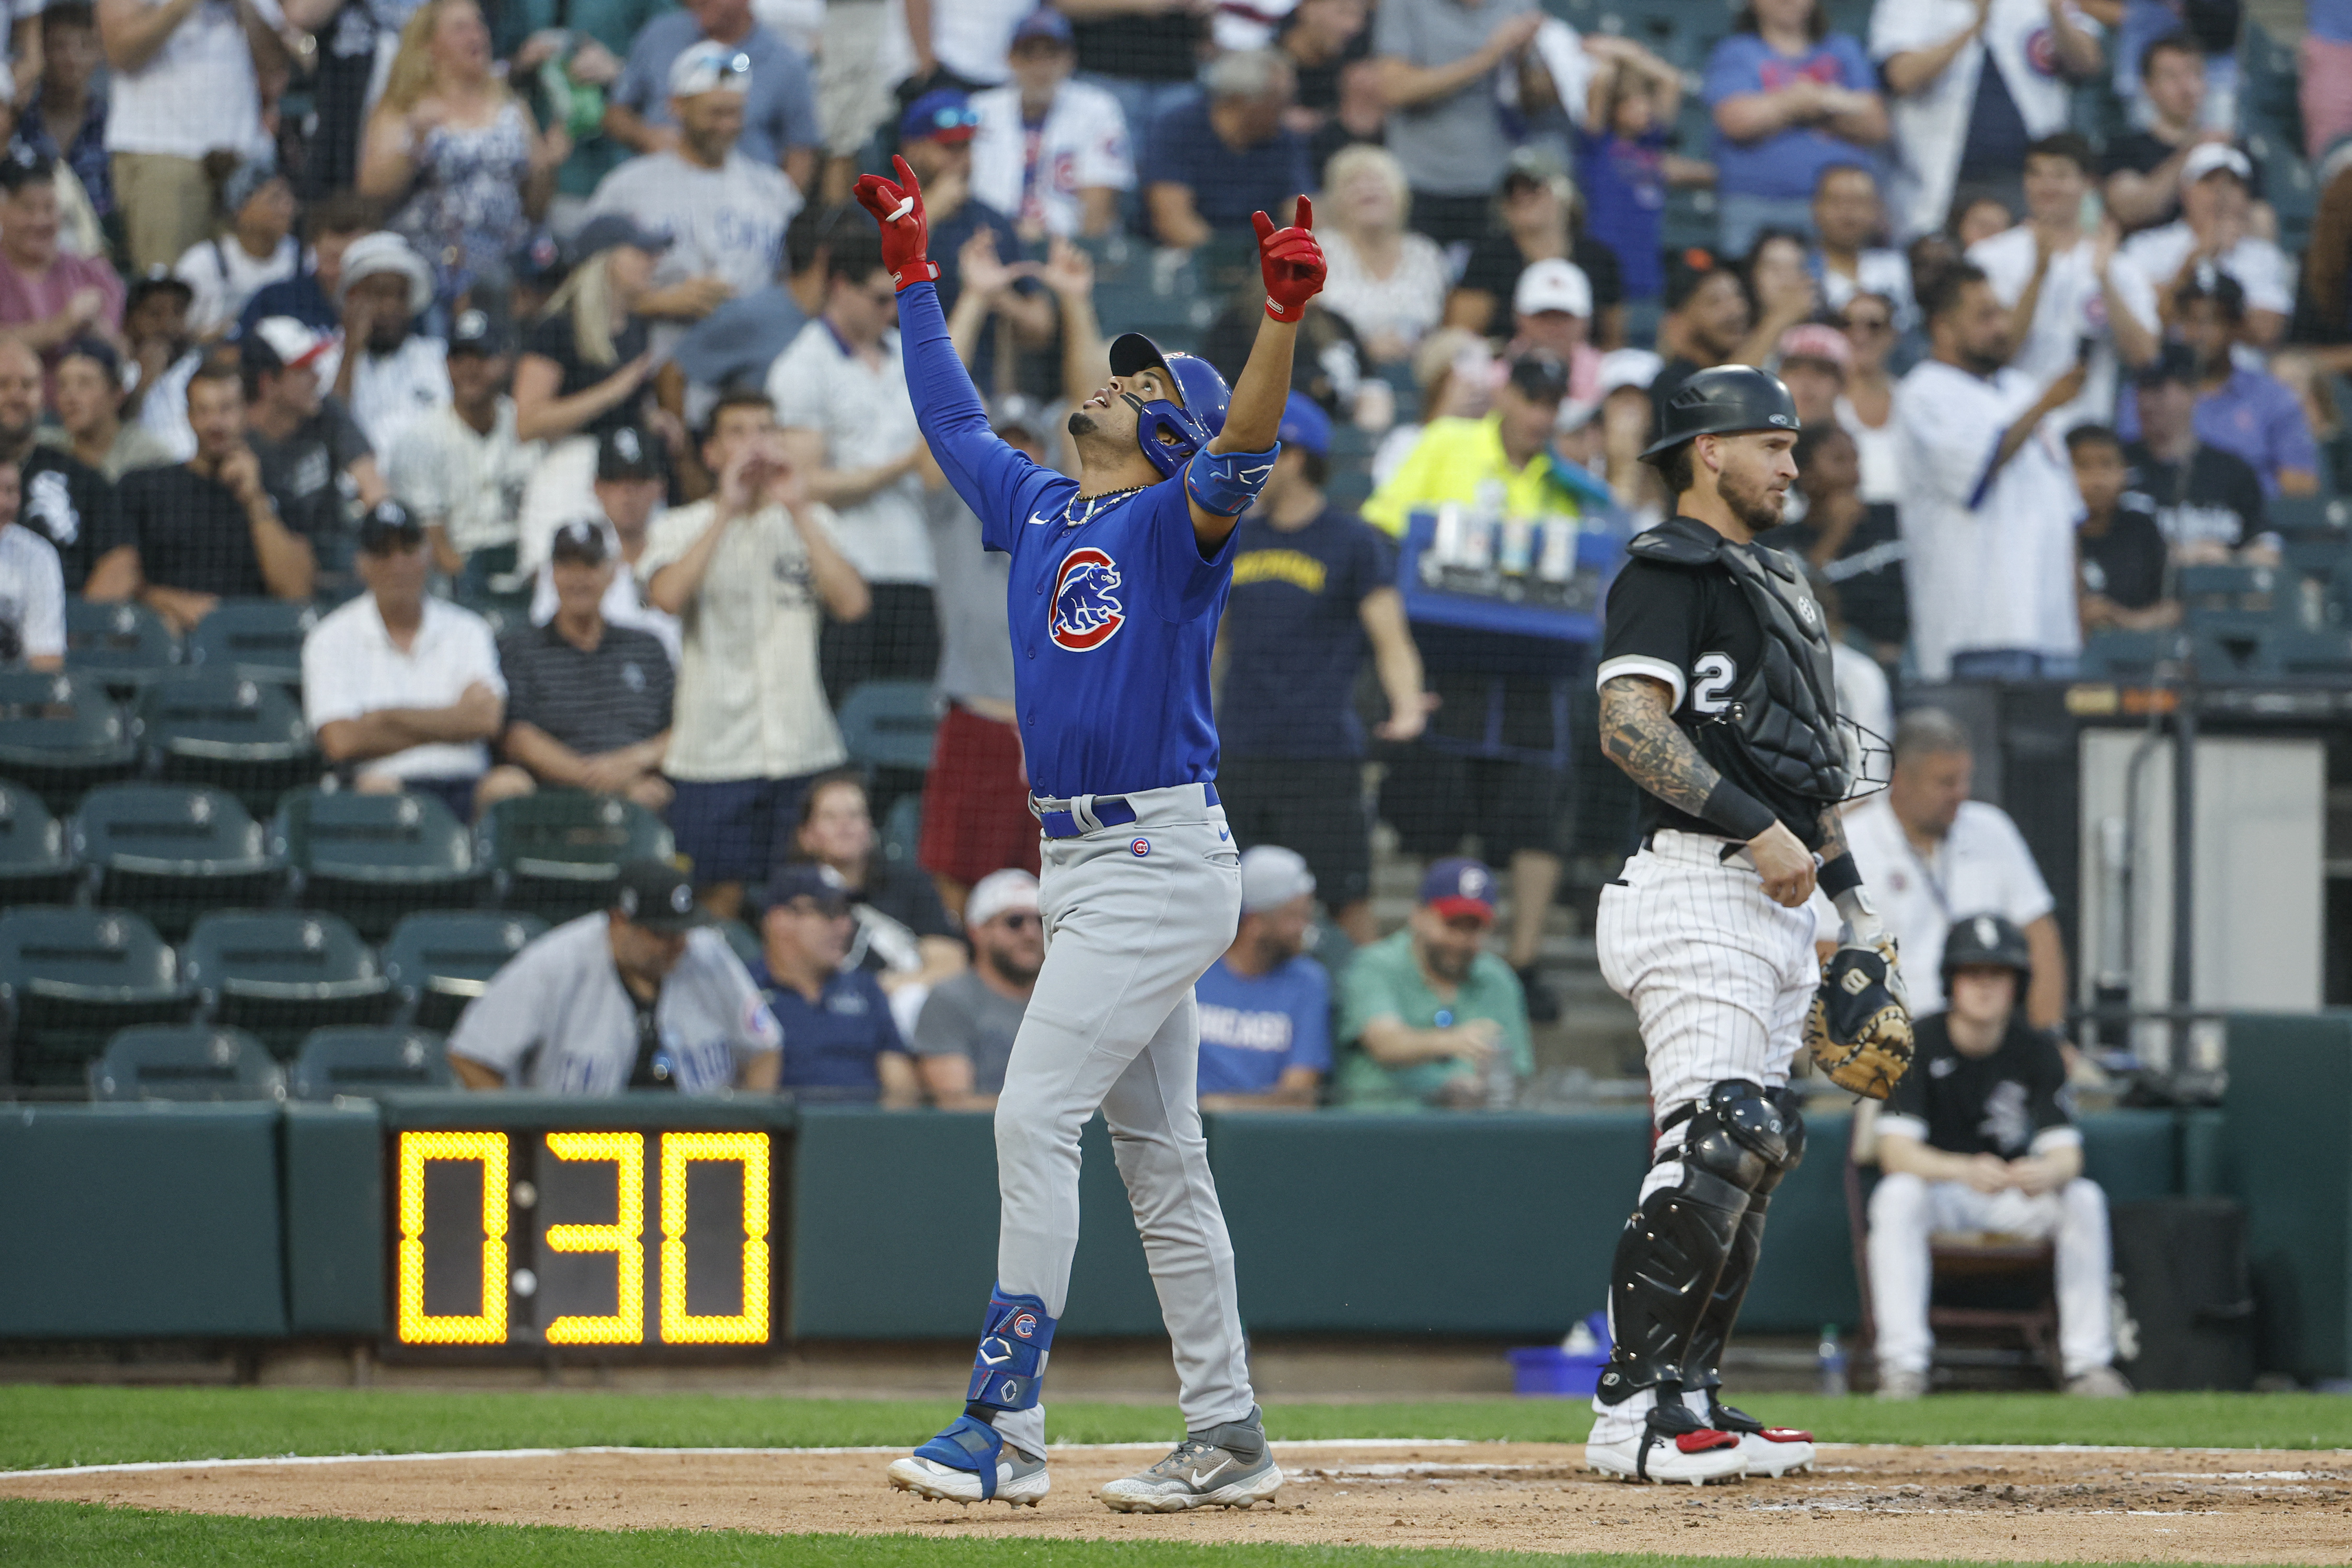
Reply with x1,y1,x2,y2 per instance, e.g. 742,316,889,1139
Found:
1940,912,2033,988
1640,364,1802,463
1109,332,1230,480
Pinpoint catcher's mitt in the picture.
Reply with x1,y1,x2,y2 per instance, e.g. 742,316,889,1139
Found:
1807,944,1914,1099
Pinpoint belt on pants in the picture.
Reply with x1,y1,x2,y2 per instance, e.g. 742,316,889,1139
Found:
1032,783,1219,840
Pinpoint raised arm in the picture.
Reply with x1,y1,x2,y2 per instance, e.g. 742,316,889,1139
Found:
1185,198,1327,547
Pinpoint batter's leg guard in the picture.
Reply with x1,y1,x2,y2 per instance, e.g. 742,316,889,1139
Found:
964,1285,1057,1416
889,1287,1060,1505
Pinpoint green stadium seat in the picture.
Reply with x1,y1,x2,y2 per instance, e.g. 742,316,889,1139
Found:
837,680,940,773
2275,628,2352,676
71,782,284,939
0,907,192,1086
287,1024,452,1099
381,910,545,1032
181,909,393,1057
881,792,921,867
137,671,322,817
274,786,488,939
482,790,675,923
2177,564,2282,618
2190,622,2279,681
184,599,318,685
0,776,80,906
64,600,181,699
0,670,140,814
88,1023,284,1102
2077,628,2188,680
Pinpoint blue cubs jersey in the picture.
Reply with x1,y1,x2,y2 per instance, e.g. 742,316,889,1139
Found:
897,281,1236,800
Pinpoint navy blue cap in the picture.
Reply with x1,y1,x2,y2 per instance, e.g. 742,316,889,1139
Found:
448,307,509,357
613,858,709,933
1277,391,1330,458
567,213,672,268
1420,856,1496,919
355,498,424,554
764,861,850,914
900,89,978,144
1011,6,1074,47
596,424,663,481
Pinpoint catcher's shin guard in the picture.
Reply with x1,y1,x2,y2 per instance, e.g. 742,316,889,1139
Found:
1595,1169,1747,1404
963,1286,1057,1414
1681,1090,1806,1397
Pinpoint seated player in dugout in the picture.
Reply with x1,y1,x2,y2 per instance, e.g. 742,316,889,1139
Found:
1867,913,2129,1401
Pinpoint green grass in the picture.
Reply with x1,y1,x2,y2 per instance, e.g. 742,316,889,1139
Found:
0,1501,2244,1568
2,1386,2350,1473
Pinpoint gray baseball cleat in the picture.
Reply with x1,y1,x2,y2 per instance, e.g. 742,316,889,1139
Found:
1098,1405,1283,1512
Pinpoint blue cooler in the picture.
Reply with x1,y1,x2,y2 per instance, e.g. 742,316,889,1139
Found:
1507,1312,1612,1397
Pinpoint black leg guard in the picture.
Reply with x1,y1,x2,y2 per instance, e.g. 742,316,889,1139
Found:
1594,1165,1748,1405
1681,1089,1806,1415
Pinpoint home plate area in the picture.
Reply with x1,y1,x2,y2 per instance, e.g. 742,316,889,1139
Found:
5,1441,2350,1561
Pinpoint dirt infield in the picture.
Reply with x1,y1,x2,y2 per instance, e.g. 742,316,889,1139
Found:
6,1440,2350,1561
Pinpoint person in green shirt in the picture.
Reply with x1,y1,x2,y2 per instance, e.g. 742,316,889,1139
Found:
1335,857,1533,1110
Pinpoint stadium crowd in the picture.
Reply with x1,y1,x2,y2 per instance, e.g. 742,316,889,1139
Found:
0,0,2342,1124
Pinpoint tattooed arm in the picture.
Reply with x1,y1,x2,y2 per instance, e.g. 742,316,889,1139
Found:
1598,673,1818,907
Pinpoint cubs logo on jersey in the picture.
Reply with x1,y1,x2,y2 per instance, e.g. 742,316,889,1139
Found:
1050,547,1125,651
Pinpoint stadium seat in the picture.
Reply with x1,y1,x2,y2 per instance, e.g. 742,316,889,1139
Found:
381,909,546,1032
2274,628,2352,676
837,681,940,773
288,1024,453,1099
181,909,393,1057
0,670,140,814
88,1023,284,1102
137,672,322,817
881,792,921,866
2266,494,2349,535
72,782,285,939
719,918,763,973
481,790,675,923
0,907,192,1086
275,786,488,939
63,600,181,698
0,776,80,906
2177,564,2280,618
183,599,318,686
2189,623,2278,681
2076,628,2188,680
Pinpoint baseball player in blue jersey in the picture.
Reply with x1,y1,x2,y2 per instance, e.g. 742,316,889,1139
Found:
855,155,1326,1514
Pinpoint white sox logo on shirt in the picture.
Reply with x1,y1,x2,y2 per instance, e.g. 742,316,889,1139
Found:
1050,547,1125,651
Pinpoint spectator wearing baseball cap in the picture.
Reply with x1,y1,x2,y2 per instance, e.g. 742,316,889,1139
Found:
304,498,508,822
1333,857,1534,1112
387,308,542,579
1193,847,1334,1111
912,868,1043,1111
1507,258,1602,409
606,0,821,192
523,422,679,661
514,212,668,566
2120,339,2273,557
1773,321,1852,431
332,232,453,459
479,516,677,815
1141,49,1311,250
449,857,782,1094
1451,148,1629,351
969,10,1135,241
584,40,800,341
888,88,1035,329
1218,390,1425,943
171,155,298,342
41,334,177,493
1363,353,1617,1022
2120,142,2295,349
754,863,919,1106
240,315,387,590
237,192,380,344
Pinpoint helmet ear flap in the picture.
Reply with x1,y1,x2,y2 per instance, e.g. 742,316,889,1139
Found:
1131,398,1209,481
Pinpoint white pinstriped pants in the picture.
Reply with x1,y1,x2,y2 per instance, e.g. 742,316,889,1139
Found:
1596,829,1819,1201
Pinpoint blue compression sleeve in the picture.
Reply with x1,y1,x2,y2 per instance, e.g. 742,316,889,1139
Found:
896,281,1045,544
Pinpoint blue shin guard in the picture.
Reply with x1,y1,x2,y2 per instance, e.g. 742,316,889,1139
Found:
964,1285,1057,1413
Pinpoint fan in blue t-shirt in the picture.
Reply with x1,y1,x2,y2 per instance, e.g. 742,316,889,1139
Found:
1194,847,1334,1108
752,864,917,1105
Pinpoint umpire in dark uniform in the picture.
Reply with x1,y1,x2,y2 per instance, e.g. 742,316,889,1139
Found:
1583,367,1909,1482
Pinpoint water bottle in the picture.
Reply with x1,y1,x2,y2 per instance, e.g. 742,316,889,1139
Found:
1815,1324,1848,1397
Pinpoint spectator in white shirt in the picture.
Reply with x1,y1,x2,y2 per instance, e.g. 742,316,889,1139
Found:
303,498,506,823
387,308,541,578
0,462,65,669
1315,142,1450,368
768,223,933,700
1835,288,1904,504
526,423,679,663
171,154,297,341
97,0,286,271
585,41,800,334
2120,142,2291,349
1808,162,1916,329
330,232,451,460
642,390,868,920
966,6,1132,241
1966,132,2160,437
1836,706,2066,1026
1896,261,2089,682
1871,0,2103,243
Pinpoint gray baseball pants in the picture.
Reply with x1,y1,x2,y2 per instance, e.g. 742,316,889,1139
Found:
988,782,1252,1460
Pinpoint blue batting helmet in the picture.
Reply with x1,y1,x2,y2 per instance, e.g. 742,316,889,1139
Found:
1109,331,1230,480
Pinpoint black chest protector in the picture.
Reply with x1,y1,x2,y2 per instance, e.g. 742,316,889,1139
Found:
1626,517,1852,805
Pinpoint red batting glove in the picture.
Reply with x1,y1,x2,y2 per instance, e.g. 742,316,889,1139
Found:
851,153,941,290
1251,197,1326,324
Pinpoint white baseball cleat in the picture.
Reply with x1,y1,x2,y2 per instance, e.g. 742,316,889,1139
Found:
1694,1397,1815,1477
1098,1407,1283,1512
1586,1410,1748,1486
887,1414,1049,1507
